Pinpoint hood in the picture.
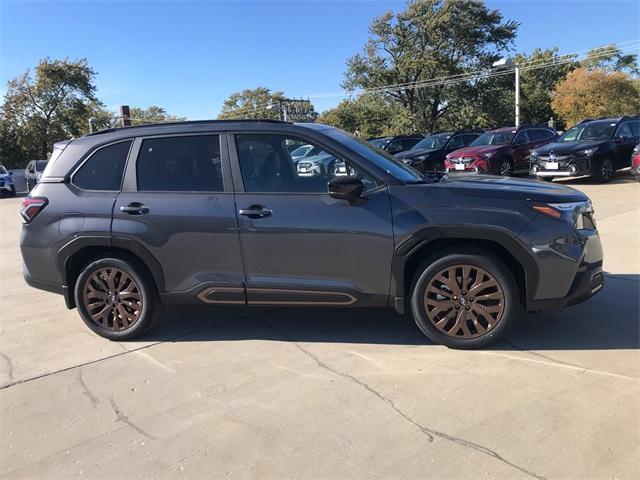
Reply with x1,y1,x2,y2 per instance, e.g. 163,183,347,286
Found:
438,174,587,202
395,147,441,160
534,140,608,155
448,144,503,157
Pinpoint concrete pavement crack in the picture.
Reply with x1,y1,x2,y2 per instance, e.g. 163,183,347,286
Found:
0,309,276,390
1,352,14,383
109,396,154,439
76,368,100,409
260,320,546,480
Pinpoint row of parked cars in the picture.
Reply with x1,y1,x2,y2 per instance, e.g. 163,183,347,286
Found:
0,159,48,198
365,115,640,183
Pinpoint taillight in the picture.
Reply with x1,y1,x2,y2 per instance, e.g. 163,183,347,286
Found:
21,197,48,223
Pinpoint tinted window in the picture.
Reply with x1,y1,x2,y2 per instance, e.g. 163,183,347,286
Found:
626,121,640,137
462,134,479,145
36,160,48,172
137,135,222,192
446,135,464,148
235,134,378,193
617,123,633,139
513,131,530,145
73,141,131,191
471,132,515,146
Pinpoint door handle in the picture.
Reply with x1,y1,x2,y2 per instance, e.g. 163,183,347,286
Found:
238,205,272,219
120,203,149,215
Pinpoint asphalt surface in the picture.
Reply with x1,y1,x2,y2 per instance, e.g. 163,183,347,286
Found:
1,172,638,479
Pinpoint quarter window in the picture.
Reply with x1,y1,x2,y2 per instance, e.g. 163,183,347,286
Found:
73,140,132,191
235,134,378,193
136,135,223,192
513,131,530,145
446,136,464,148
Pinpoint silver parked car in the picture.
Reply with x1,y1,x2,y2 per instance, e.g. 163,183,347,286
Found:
25,160,48,192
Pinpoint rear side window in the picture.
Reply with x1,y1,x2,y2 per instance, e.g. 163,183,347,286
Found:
136,135,222,192
73,140,132,191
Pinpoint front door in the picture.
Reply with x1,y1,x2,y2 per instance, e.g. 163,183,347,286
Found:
112,133,245,303
614,122,639,167
229,132,394,307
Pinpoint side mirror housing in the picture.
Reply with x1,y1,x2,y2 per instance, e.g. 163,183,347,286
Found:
614,136,623,144
328,176,364,203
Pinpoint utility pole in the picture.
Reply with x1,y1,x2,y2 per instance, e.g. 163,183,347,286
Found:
119,105,131,127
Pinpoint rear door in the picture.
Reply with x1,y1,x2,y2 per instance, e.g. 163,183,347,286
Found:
614,122,639,167
112,133,245,302
229,132,394,306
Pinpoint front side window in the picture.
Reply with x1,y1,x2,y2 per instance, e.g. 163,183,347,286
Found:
235,134,378,193
137,135,223,192
446,135,464,149
616,123,633,139
73,140,132,191
513,131,530,145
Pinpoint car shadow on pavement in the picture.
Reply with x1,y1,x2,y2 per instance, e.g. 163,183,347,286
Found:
138,274,639,351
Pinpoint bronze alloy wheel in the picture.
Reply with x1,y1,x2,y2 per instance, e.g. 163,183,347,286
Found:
423,264,505,338
82,267,143,331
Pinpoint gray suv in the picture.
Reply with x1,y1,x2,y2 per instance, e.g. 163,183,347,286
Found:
20,120,604,348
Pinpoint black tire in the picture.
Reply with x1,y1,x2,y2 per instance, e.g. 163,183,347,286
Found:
10,185,16,197
74,257,161,340
498,158,513,176
410,249,520,349
593,155,614,183
540,176,554,182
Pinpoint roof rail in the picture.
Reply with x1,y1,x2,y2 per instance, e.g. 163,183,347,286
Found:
87,118,291,136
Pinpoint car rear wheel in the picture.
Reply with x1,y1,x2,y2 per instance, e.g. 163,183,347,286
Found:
410,250,519,348
74,257,160,340
498,159,513,176
10,185,16,197
593,155,614,183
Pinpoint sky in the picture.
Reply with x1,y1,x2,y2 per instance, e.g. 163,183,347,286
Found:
1,0,639,119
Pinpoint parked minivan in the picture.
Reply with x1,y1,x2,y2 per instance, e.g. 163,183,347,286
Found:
20,120,603,348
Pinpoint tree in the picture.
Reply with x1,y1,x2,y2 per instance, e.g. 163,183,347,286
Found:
343,0,518,131
582,45,639,74
217,87,317,122
551,67,640,126
128,105,185,124
317,94,417,137
1,58,104,167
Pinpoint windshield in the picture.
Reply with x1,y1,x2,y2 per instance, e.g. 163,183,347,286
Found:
471,131,514,146
413,134,451,150
368,138,391,149
0,166,7,175
558,122,616,142
326,129,426,182
36,160,48,172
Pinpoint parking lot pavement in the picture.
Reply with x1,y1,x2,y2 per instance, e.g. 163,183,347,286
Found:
1,173,638,479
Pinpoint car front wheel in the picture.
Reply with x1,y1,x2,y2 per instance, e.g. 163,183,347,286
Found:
593,155,614,183
411,250,519,348
498,159,513,176
74,257,160,340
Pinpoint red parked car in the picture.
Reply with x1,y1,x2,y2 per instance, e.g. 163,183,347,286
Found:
632,142,640,182
444,125,557,176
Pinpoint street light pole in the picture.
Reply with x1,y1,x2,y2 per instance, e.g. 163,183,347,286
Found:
514,63,520,127
492,57,520,127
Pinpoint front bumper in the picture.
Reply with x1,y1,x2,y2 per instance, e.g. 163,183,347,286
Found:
530,155,591,178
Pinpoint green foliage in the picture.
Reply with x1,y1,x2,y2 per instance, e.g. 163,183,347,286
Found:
0,58,107,168
317,95,418,137
217,87,317,122
582,45,639,74
343,0,518,132
129,105,186,124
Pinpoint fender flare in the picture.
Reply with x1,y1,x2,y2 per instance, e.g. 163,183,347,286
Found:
391,224,539,311
56,236,165,291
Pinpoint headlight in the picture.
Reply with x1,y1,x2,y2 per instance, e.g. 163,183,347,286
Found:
482,152,495,159
532,200,596,230
577,148,595,156
531,151,538,159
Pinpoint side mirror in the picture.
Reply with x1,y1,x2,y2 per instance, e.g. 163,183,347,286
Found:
328,176,364,203
614,136,623,144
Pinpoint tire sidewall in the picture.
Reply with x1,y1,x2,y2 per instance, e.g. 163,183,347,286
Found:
594,155,614,182
498,158,513,176
410,252,519,349
74,257,157,340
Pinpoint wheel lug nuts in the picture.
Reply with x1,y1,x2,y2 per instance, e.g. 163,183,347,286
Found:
469,297,474,302
453,296,458,300
462,290,467,295
455,305,460,309
465,306,470,310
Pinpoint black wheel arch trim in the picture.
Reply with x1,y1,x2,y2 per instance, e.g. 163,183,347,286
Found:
391,225,539,310
56,236,166,297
